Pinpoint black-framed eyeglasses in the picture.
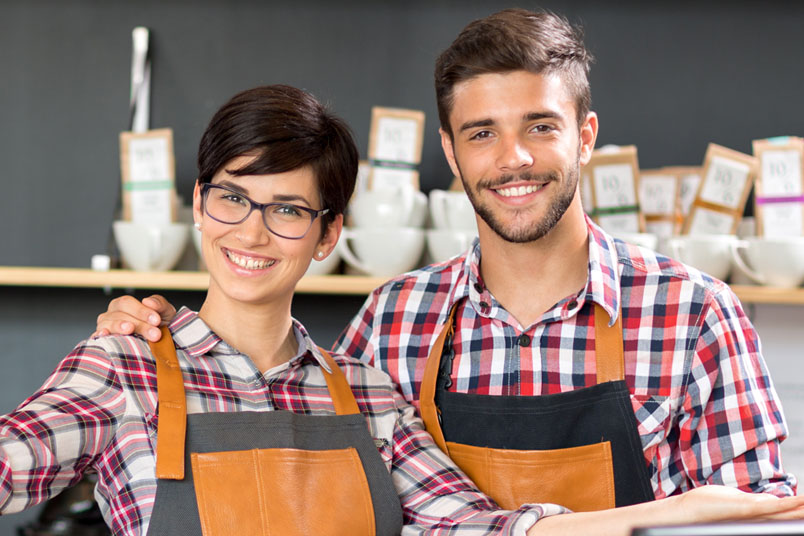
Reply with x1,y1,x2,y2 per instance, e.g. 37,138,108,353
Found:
200,183,330,240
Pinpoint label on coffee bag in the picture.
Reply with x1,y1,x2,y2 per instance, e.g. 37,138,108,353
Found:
120,128,176,224
682,144,756,235
752,137,804,237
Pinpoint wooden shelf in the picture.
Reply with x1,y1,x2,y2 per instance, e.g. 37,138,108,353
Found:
1,267,803,304
0,266,386,295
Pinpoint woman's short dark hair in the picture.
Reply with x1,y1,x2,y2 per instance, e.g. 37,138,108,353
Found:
435,9,594,137
197,85,358,227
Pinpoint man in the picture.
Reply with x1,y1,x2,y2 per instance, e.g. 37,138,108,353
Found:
98,7,796,517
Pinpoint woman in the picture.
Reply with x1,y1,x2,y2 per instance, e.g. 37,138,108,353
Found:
0,85,547,535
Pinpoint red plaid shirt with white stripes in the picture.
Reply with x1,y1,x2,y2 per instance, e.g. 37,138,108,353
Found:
334,217,797,499
0,308,559,535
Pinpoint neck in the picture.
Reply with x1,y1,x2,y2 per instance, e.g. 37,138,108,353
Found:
477,200,590,328
199,290,298,373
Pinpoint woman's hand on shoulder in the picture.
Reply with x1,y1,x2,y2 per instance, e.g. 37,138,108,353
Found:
92,294,177,342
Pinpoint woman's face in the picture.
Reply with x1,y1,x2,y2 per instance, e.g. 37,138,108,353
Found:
193,155,341,308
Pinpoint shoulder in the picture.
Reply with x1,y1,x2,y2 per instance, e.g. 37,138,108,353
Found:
613,238,733,305
367,256,466,312
327,352,397,390
72,334,157,377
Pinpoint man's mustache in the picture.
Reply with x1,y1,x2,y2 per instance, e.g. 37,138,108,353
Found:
476,170,560,190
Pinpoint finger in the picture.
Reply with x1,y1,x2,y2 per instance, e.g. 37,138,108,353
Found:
96,311,162,342
141,294,177,324
107,295,162,326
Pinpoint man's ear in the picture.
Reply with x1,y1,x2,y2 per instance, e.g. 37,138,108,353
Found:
315,214,343,260
440,128,461,178
579,112,599,166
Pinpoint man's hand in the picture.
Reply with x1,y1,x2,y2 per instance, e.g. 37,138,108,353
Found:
92,295,177,342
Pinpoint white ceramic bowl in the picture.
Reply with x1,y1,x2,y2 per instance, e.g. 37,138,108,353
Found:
113,221,190,272
667,234,738,281
338,227,425,277
426,229,475,263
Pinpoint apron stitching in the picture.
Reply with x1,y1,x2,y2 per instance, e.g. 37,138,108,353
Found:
254,449,271,534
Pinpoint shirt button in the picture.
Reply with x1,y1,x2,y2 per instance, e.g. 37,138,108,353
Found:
474,282,484,293
518,334,531,347
479,301,490,310
568,299,578,310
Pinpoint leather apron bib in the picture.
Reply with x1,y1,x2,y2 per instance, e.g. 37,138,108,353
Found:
420,301,654,512
146,327,403,535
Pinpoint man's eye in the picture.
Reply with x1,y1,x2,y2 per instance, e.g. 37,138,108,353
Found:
469,130,493,141
532,124,554,134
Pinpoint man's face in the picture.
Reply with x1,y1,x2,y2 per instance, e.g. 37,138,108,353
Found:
440,71,597,243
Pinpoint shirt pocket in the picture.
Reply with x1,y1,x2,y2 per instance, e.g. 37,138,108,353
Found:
372,437,393,471
629,395,672,464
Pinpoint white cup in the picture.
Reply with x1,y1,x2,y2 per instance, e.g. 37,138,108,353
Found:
113,221,190,272
428,189,478,233
731,236,804,287
349,187,427,228
426,229,476,264
337,227,425,277
666,234,738,281
610,231,659,251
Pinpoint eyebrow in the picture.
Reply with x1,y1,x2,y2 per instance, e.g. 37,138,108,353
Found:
216,180,312,207
458,111,565,134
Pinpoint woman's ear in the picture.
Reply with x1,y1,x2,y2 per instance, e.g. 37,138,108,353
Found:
315,214,343,260
192,180,203,227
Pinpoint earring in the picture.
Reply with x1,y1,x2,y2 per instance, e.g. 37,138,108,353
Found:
316,251,324,259
194,222,201,230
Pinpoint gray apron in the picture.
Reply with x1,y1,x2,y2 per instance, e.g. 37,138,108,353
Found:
146,327,403,535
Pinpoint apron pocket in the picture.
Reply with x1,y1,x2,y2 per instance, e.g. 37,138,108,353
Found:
191,447,375,536
446,440,615,512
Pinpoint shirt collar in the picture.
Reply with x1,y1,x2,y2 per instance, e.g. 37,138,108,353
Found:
167,307,332,372
451,216,622,326
582,215,621,326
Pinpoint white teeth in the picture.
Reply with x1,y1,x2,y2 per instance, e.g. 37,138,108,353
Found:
225,250,275,270
495,183,545,197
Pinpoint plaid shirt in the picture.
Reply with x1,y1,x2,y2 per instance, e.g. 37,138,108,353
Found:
0,308,560,535
335,217,797,499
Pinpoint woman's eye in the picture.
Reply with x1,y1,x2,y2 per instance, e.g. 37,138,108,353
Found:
221,193,246,205
274,204,303,217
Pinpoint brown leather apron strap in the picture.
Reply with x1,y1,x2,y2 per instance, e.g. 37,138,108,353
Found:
149,326,187,480
319,349,361,416
594,303,625,383
419,302,459,454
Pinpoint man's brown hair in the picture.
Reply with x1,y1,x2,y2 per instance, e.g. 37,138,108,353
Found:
435,9,594,137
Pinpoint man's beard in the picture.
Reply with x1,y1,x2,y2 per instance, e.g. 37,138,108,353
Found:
459,160,580,244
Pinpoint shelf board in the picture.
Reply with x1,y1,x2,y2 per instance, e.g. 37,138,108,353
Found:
1,267,803,304
728,285,804,305
0,266,386,295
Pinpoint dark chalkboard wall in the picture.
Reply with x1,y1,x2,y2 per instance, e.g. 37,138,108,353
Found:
3,0,804,268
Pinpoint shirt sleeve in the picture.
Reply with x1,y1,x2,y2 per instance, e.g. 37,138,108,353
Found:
389,389,567,535
676,286,797,496
0,339,125,513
